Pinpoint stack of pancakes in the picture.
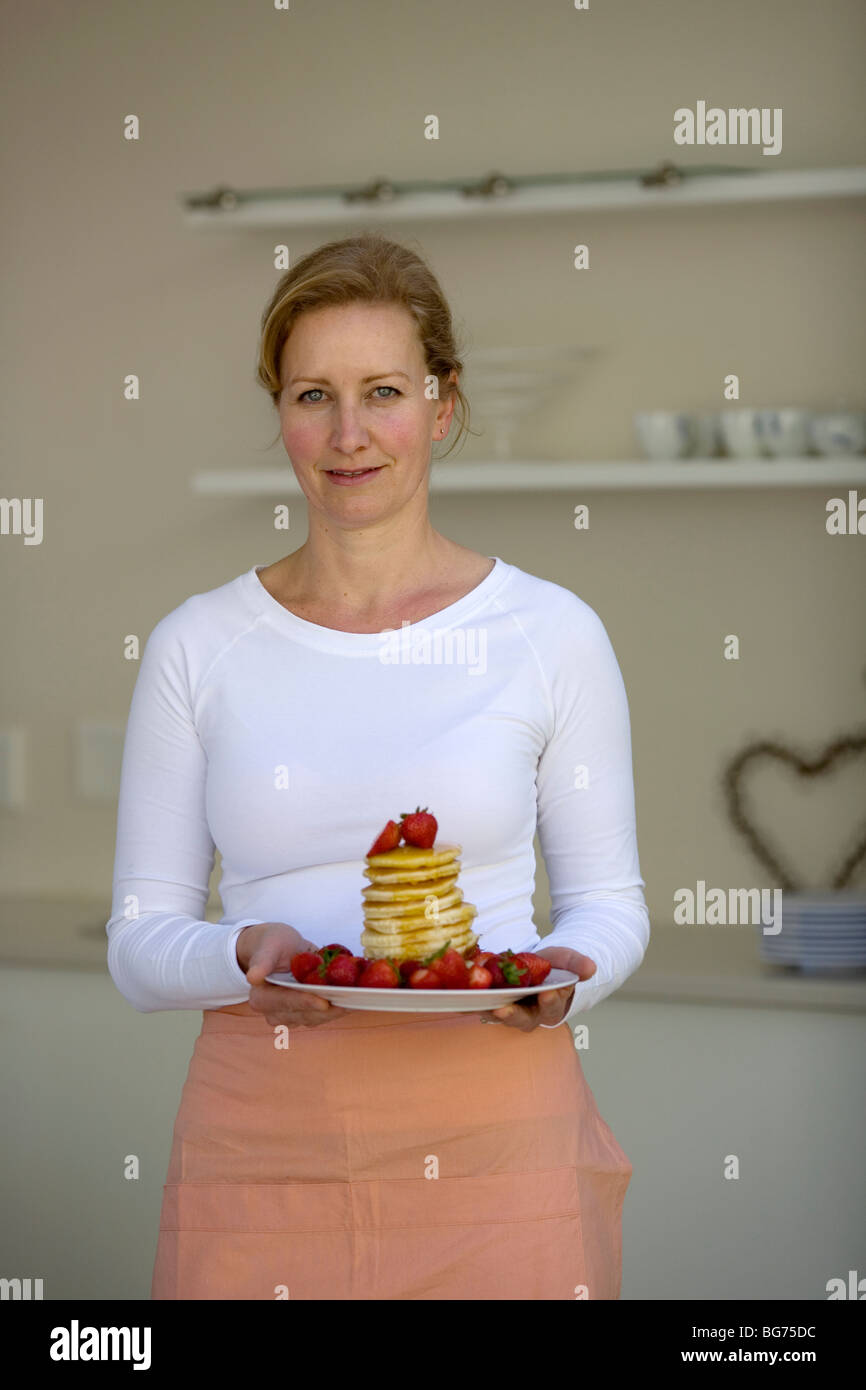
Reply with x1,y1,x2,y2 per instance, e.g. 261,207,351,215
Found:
360,842,478,962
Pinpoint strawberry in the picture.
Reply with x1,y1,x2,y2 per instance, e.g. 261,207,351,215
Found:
407,967,444,989
290,951,323,981
368,820,402,856
484,955,507,986
399,806,438,849
357,959,401,988
510,952,538,986
467,964,493,989
470,949,496,971
399,958,426,984
325,953,363,986
424,943,469,988
496,949,533,987
518,952,552,985
322,943,353,955
299,945,352,984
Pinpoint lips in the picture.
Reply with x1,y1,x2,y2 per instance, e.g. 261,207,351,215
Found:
324,465,385,485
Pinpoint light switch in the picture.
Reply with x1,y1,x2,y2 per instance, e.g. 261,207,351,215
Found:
74,721,126,802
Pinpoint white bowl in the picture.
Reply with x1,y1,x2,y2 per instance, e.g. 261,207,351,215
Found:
719,409,764,458
809,411,866,456
634,411,696,459
756,409,812,457
694,412,721,457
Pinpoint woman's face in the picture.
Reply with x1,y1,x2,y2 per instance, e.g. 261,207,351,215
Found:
277,301,454,525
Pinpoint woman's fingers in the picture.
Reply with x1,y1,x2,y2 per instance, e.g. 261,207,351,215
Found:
245,926,320,986
245,943,284,986
537,984,575,1021
487,985,575,1030
249,981,348,1024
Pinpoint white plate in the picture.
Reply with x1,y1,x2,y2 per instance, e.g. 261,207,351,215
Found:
762,943,866,956
265,966,581,1013
779,914,866,923
779,894,866,906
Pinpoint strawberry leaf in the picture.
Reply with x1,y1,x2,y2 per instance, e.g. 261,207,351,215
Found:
500,958,530,985
423,939,452,964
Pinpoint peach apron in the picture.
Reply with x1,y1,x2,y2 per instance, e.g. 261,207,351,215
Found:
151,1000,632,1300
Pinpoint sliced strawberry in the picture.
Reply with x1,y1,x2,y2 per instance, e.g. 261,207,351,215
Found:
471,949,496,971
399,958,426,984
467,964,493,989
290,951,323,981
325,953,363,986
357,959,401,988
407,967,444,989
398,806,438,849
368,820,402,856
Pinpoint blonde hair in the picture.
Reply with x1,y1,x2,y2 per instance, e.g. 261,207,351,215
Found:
255,232,473,458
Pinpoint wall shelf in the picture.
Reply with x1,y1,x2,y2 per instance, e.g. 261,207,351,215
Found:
192,458,866,495
181,166,866,230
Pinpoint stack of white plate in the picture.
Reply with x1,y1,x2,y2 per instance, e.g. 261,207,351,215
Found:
757,892,866,973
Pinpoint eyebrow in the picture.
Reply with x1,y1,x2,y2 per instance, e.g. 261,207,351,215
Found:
288,371,412,386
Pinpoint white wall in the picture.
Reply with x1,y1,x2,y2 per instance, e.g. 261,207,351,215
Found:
2,2,865,919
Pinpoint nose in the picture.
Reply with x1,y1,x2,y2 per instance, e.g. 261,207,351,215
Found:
329,405,371,456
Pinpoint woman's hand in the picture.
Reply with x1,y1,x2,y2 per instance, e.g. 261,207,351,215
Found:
238,922,350,1028
478,946,596,1032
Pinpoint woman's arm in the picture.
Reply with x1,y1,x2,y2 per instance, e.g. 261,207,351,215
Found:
533,598,650,1029
106,610,265,1012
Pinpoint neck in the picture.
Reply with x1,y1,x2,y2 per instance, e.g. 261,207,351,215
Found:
286,517,457,613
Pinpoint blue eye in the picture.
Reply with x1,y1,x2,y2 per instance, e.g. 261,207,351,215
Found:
296,386,402,403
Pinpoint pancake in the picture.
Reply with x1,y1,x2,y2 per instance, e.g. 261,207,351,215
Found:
365,843,461,870
363,902,477,934
361,927,478,960
364,861,460,885
363,888,464,921
360,835,478,963
362,873,458,902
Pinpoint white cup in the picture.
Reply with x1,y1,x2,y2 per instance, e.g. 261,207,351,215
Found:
694,412,721,457
719,409,764,458
756,409,812,457
634,411,696,459
809,411,866,456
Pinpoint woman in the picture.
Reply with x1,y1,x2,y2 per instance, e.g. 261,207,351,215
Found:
106,232,650,1300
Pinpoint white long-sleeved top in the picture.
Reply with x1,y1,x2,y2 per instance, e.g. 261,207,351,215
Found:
106,555,650,1028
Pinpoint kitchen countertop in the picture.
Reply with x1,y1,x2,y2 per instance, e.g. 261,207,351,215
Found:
1,895,864,1013
614,920,866,1012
